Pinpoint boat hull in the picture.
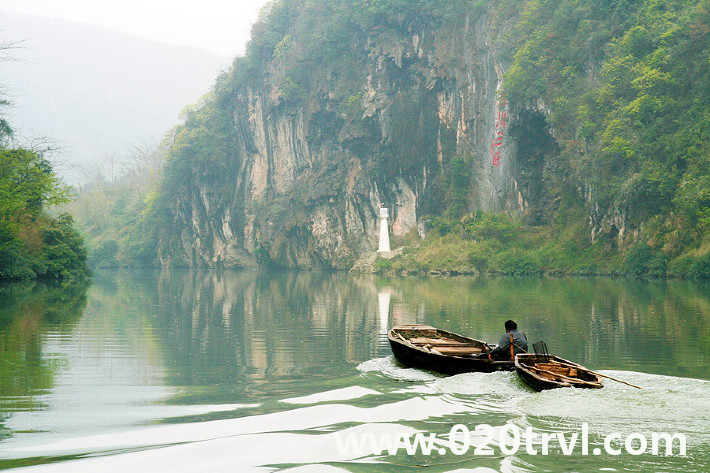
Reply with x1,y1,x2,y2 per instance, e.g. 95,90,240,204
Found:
388,325,514,375
515,354,603,391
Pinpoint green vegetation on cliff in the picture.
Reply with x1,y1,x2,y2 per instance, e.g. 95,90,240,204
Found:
378,0,710,277
508,0,710,263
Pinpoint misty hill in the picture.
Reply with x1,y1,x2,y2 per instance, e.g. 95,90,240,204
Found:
0,12,228,181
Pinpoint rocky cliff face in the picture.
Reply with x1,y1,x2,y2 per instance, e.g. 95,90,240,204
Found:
156,5,563,269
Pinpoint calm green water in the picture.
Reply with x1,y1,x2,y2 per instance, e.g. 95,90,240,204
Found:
0,270,709,472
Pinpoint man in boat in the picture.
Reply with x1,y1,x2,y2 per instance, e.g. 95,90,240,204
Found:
488,320,528,361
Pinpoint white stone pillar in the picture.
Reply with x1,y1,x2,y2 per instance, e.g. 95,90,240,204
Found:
378,207,390,252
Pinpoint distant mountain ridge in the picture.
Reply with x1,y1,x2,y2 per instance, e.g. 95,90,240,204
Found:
0,12,228,182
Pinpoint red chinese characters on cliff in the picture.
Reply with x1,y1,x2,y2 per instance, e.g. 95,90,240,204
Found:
491,99,507,166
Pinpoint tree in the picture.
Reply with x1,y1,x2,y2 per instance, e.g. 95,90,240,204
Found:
0,39,19,145
0,148,69,229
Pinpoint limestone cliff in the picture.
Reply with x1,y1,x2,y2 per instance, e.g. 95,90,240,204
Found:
152,1,570,269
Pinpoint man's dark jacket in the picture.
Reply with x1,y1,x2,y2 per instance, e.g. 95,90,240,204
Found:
489,329,528,360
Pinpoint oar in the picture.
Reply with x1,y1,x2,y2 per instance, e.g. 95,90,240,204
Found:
586,370,642,389
553,360,642,389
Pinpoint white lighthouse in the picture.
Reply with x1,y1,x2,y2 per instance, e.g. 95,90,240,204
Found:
378,207,390,252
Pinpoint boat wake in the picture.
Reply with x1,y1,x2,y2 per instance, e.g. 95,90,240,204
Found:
432,370,527,396
356,356,443,382
516,371,710,441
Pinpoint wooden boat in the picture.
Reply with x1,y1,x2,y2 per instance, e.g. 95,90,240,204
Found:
515,353,603,391
388,324,514,374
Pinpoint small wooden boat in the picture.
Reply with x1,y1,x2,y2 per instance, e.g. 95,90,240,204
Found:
388,324,514,374
515,353,603,391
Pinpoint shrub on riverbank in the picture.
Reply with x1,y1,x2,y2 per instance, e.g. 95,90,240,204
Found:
374,211,709,279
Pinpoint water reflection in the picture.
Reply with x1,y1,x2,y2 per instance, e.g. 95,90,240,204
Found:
0,281,88,440
107,271,710,394
145,271,386,401
1,271,709,471
3,273,707,410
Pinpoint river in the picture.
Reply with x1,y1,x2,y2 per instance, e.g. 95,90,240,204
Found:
0,270,708,472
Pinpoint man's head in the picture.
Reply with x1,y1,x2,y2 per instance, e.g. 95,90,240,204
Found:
504,320,517,332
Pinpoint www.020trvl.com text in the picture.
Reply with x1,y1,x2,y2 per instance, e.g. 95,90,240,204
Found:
334,423,687,457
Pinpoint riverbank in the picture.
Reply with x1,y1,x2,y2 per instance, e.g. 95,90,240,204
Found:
363,212,710,279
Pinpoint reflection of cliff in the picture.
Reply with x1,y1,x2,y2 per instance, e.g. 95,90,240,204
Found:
149,270,709,384
150,271,387,388
79,271,709,398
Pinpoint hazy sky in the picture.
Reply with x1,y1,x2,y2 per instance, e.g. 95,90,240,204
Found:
0,0,272,57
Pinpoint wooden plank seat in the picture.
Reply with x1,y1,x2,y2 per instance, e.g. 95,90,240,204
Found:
407,337,479,346
534,363,578,377
423,346,483,355
407,337,456,344
415,342,480,347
